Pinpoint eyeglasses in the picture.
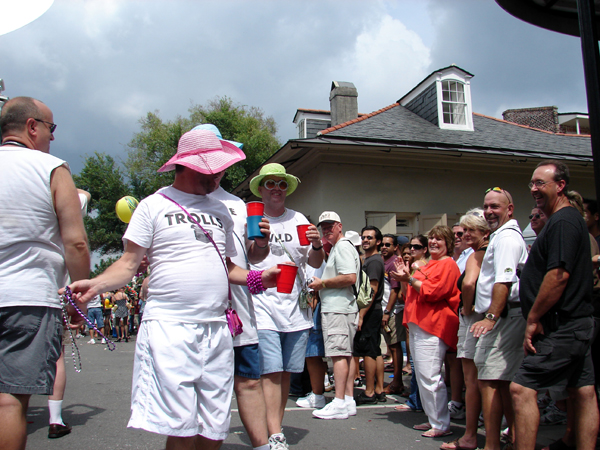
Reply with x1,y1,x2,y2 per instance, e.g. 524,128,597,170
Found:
382,242,394,247
34,118,57,133
529,214,541,220
528,180,555,190
361,236,374,240
454,232,463,238
263,179,288,191
409,244,424,250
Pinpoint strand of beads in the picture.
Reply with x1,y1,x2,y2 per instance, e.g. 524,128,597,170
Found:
63,286,116,352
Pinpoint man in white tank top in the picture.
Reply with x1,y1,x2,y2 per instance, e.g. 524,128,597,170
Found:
0,96,90,450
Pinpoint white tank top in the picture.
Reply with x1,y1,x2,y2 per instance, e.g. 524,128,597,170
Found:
0,146,69,309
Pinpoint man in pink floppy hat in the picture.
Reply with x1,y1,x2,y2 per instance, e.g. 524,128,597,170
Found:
248,163,324,449
64,129,279,450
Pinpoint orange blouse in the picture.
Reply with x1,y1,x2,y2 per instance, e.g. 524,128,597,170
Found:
402,257,461,349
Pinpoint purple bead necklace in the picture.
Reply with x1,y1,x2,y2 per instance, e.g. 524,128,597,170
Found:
62,286,116,372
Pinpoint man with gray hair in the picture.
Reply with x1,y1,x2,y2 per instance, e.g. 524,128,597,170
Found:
309,211,360,419
0,97,90,450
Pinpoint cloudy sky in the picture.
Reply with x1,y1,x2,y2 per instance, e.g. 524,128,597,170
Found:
0,0,588,174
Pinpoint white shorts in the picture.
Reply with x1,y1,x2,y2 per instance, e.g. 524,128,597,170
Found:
128,320,233,440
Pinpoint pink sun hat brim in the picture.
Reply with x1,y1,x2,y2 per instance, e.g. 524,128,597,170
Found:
157,129,246,174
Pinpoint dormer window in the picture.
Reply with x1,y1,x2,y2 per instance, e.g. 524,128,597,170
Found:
442,80,466,125
399,65,474,132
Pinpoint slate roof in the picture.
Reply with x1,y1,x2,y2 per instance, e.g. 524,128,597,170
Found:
315,103,592,161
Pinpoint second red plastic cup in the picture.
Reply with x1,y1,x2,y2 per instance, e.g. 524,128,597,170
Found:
296,224,311,246
276,263,298,294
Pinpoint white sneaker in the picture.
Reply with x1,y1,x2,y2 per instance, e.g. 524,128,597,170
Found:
312,400,349,420
268,433,289,449
296,392,326,409
448,400,465,419
88,339,96,345
346,398,357,416
101,338,107,344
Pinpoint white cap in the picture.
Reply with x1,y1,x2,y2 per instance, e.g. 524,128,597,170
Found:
317,211,341,227
345,230,361,246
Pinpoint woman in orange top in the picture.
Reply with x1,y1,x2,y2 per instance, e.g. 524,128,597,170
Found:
392,225,461,438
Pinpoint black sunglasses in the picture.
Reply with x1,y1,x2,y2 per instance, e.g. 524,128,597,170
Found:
529,214,541,220
409,244,424,250
34,118,57,133
455,232,463,238
361,236,374,240
382,242,394,247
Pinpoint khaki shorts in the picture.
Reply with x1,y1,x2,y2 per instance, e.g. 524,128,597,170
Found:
457,312,484,359
322,312,358,357
382,310,406,347
474,307,526,381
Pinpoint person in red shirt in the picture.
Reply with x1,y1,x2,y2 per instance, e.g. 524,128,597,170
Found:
392,225,461,438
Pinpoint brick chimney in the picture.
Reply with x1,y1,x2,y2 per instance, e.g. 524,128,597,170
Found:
330,81,358,127
502,106,559,133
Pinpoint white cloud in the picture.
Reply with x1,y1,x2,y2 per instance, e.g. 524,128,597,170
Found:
346,14,431,110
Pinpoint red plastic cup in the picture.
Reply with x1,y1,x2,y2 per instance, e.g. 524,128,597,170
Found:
276,263,298,294
296,224,311,246
246,201,264,217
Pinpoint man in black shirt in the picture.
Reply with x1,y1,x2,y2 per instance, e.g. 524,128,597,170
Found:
354,226,386,404
511,160,598,450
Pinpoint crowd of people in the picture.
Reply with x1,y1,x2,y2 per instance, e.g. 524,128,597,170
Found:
0,95,598,450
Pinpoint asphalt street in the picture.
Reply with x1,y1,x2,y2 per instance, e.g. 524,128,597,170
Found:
25,335,565,450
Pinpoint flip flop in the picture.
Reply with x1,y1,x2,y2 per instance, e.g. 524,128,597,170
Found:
413,422,432,431
422,428,452,438
440,438,477,450
395,404,416,412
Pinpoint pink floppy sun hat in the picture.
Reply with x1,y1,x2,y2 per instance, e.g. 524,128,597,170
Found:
158,129,246,174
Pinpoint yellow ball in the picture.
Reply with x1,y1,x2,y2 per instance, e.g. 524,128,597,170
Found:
115,196,139,223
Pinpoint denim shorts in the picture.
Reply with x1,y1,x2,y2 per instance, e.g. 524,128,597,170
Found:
0,306,63,395
306,302,325,358
234,344,261,379
87,307,104,330
257,328,309,375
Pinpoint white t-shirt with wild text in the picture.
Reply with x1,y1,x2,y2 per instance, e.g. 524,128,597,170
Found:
250,208,313,332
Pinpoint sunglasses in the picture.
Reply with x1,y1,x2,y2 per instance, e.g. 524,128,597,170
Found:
409,244,424,250
34,118,57,133
382,242,394,247
263,179,288,191
361,236,374,240
529,214,541,220
454,232,463,238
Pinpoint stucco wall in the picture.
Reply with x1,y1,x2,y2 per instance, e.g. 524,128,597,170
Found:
282,160,596,235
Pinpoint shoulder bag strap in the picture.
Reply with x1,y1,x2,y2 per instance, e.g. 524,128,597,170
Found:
159,193,231,303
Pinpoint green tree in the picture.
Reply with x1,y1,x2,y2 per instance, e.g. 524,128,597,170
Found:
126,96,281,196
73,152,129,255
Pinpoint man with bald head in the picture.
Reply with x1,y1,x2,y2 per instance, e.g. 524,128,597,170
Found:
469,187,528,450
0,97,90,449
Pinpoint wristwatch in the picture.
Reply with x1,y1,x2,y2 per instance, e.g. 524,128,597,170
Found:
383,310,391,315
409,277,415,286
484,312,498,322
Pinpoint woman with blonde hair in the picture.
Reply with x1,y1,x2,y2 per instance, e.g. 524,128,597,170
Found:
392,226,461,437
442,209,490,450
